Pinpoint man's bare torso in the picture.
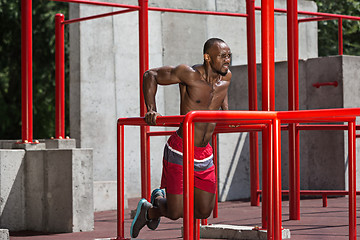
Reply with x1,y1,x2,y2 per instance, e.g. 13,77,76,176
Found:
177,64,231,147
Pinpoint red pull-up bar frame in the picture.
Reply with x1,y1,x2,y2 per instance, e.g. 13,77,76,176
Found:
117,108,359,240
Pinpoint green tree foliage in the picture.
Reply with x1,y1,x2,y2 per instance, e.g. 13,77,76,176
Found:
0,0,68,139
314,0,360,56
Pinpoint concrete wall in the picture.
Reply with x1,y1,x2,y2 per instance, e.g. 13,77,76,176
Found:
220,55,360,201
69,0,318,203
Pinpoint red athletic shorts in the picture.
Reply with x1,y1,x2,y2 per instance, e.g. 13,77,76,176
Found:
160,132,216,194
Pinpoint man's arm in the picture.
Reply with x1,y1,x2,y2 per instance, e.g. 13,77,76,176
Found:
143,65,190,125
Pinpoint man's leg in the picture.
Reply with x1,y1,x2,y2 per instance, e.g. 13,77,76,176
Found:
148,188,215,221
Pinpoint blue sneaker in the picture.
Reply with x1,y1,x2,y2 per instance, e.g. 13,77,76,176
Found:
130,198,152,238
146,189,165,230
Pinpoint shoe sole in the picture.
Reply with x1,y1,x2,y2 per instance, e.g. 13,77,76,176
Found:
130,198,147,238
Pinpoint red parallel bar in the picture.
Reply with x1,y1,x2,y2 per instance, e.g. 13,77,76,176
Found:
312,81,338,88
298,16,337,23
63,9,136,25
246,0,260,207
149,7,247,17
297,124,348,131
147,131,175,137
277,108,360,120
51,0,140,10
183,115,195,240
348,120,356,240
21,0,33,143
116,124,128,240
212,134,218,218
357,134,360,138
338,18,343,55
273,118,282,240
287,0,300,221
138,0,151,201
55,14,65,139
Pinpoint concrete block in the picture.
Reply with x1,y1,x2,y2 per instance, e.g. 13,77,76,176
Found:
13,142,46,150
45,138,76,149
0,229,9,240
26,149,94,232
199,224,290,239
0,150,26,231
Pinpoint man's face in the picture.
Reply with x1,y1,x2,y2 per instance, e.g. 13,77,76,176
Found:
207,42,232,76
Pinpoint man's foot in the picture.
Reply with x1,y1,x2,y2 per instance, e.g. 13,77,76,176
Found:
147,188,165,230
130,198,152,238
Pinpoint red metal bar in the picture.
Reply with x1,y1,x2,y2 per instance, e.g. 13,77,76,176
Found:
273,118,282,240
297,124,348,131
21,0,33,143
298,16,337,23
194,218,200,240
116,124,128,240
201,219,208,225
51,0,140,10
183,115,195,240
212,134,218,218
255,5,360,22
55,14,65,139
246,0,260,207
138,0,151,201
338,18,343,55
148,6,247,18
322,194,328,207
287,0,300,221
312,81,338,88
261,127,268,229
277,108,360,120
147,131,175,137
348,120,356,240
266,123,274,239
63,9,136,25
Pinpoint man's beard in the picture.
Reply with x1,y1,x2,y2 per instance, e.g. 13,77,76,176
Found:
218,69,228,76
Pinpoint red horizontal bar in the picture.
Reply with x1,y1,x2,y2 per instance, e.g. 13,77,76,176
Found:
148,7,247,18
147,131,175,137
312,81,338,88
255,6,360,22
298,16,337,23
63,9,136,24
257,190,360,196
51,0,140,10
277,108,360,120
282,117,355,124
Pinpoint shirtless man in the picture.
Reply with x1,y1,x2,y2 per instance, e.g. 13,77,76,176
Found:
131,38,232,238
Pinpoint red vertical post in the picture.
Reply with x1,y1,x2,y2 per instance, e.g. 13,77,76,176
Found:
287,0,300,220
138,0,151,200
21,0,33,143
116,124,126,240
266,123,274,239
261,0,275,231
212,134,218,218
183,117,195,240
246,0,260,207
261,128,268,229
348,120,356,240
273,118,282,240
194,218,200,240
338,18,343,55
55,14,65,139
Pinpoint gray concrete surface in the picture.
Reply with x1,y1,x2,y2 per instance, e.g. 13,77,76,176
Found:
69,0,318,207
0,229,9,240
0,142,94,232
199,224,290,239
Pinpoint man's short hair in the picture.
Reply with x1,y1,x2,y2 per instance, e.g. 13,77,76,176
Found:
203,38,226,54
